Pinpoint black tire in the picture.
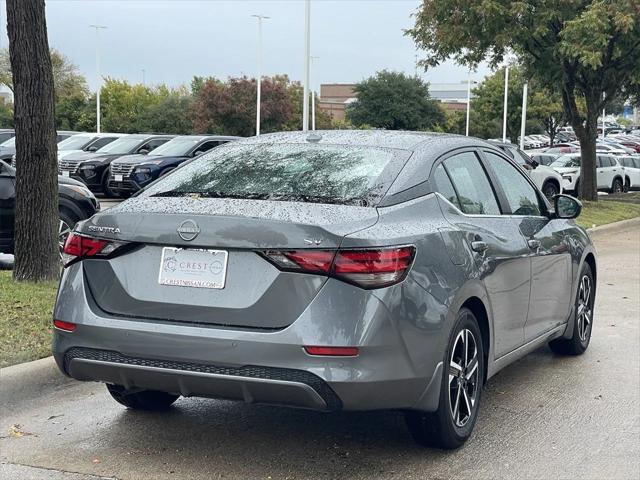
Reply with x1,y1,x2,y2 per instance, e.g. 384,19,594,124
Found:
405,308,484,449
624,178,630,193
573,179,580,197
549,262,595,355
542,181,559,200
610,178,623,194
58,208,77,254
102,171,118,198
106,384,179,411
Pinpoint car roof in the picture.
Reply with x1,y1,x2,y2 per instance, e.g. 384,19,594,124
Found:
173,134,240,141
125,134,175,140
239,130,464,150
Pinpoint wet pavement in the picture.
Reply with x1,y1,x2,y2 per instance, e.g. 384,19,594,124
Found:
1,223,638,480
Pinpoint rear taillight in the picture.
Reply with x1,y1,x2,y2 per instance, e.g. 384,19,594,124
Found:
62,232,126,266
261,246,415,289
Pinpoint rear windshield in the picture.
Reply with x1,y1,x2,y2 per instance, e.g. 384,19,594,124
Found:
142,143,406,206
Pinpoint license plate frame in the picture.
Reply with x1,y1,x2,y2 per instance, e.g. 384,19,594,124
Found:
158,247,228,289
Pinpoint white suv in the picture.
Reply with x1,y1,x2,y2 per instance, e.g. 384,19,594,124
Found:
550,153,625,194
619,156,640,191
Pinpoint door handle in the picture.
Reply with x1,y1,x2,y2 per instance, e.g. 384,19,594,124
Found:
528,239,541,250
471,241,488,253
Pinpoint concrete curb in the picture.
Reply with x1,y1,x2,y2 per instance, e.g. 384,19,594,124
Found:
0,356,73,410
586,216,640,237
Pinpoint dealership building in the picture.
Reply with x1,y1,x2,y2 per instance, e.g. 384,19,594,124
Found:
318,81,473,121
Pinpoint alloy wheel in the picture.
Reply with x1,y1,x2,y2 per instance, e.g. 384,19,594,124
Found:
576,275,593,342
58,218,72,259
448,328,480,427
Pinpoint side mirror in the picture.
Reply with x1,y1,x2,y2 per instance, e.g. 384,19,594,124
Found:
554,194,582,219
531,160,539,169
192,150,204,157
87,146,98,152
138,148,150,155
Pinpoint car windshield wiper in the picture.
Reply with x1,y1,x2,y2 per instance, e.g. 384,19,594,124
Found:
149,190,370,206
149,190,272,200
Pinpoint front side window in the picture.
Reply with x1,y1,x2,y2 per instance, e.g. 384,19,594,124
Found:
142,143,406,207
443,152,500,215
484,152,542,216
150,138,200,157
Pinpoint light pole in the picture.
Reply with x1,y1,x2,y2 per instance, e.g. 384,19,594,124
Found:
502,65,509,143
602,93,606,140
310,56,319,130
90,24,107,133
302,0,311,131
465,73,473,136
251,15,270,136
519,82,528,150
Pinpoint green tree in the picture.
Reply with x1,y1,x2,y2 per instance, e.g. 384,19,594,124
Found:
138,87,193,134
408,0,640,200
471,66,527,143
346,70,444,130
1,47,89,131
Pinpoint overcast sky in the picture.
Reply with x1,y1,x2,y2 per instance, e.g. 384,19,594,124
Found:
2,0,491,91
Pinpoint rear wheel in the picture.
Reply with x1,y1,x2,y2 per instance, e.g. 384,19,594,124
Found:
610,178,623,194
58,209,77,258
106,384,179,411
549,263,595,355
405,308,484,449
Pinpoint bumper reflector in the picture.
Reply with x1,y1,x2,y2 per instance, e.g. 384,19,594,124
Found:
53,319,77,332
304,346,359,357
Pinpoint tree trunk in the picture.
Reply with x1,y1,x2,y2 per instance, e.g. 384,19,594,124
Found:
573,99,599,202
7,0,59,281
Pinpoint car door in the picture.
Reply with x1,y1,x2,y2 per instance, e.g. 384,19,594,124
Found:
433,150,531,358
596,155,613,189
0,169,16,253
481,150,573,342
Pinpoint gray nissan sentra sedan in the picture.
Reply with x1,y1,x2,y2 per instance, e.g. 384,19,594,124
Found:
53,131,596,448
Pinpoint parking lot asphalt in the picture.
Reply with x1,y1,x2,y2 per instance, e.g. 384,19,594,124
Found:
1,223,638,480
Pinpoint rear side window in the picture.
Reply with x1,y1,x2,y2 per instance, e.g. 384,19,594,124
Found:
484,152,543,216
432,164,461,210
442,152,500,215
143,143,407,207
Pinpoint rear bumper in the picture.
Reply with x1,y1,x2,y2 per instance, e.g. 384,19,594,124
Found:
53,263,450,412
64,347,340,411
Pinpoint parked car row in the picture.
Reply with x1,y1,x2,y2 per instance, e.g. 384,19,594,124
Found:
531,131,640,194
58,133,238,197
